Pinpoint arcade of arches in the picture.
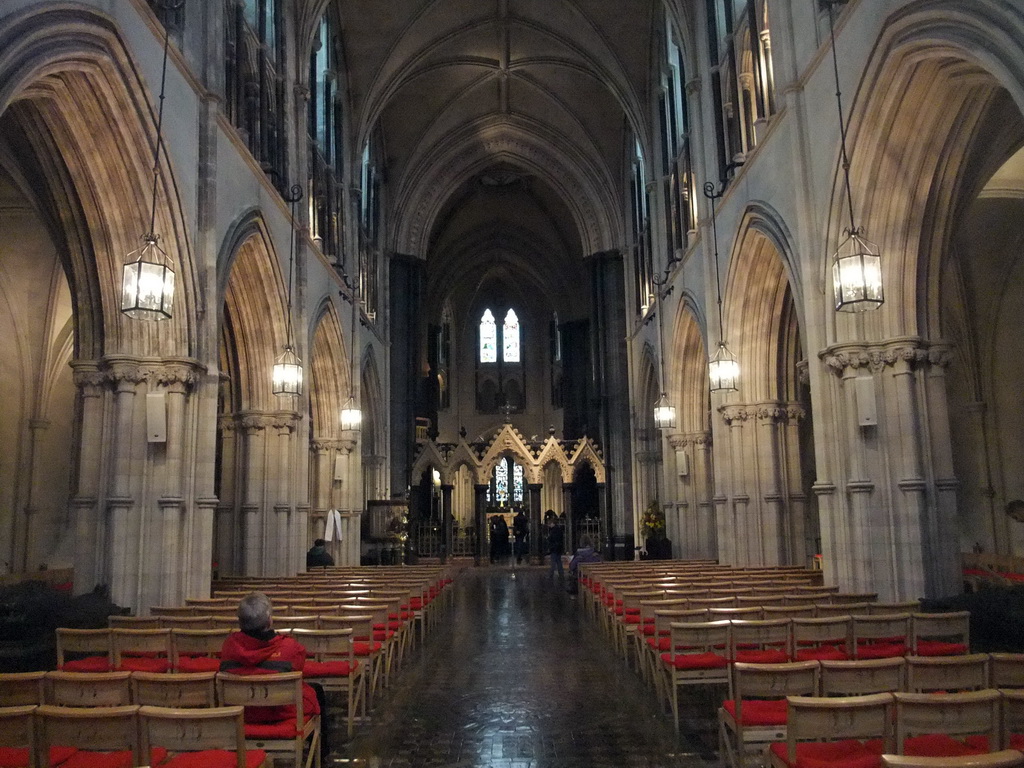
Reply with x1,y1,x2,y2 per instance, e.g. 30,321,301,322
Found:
1,0,1023,611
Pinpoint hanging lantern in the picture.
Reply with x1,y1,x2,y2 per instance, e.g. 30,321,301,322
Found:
121,236,175,320
340,397,362,431
709,341,739,393
272,345,302,396
832,229,883,312
653,393,677,430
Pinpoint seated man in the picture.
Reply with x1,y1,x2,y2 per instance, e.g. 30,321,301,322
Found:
220,592,321,724
306,538,335,568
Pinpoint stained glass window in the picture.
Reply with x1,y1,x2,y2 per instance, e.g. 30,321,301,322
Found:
495,460,509,504
480,309,497,362
503,309,520,362
513,462,524,503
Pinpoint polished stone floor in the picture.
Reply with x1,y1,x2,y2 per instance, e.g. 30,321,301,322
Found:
325,566,719,768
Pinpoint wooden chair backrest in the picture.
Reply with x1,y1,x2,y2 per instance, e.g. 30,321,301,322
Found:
763,605,815,621
111,629,171,664
150,607,196,618
780,693,895,765
139,704,246,767
869,601,921,615
881,749,1024,768
992,654,1024,689
0,704,36,763
34,704,141,765
216,671,303,716
853,613,911,644
55,628,111,667
0,672,46,706
816,603,870,618
819,657,906,696
729,660,819,704
131,672,217,708
792,616,852,654
45,671,133,707
728,619,790,654
287,628,355,662
668,620,731,654
830,593,880,605
905,654,989,693
911,611,970,651
1000,689,1024,751
169,628,230,665
159,616,214,630
109,616,161,630
894,690,1001,747
272,615,319,631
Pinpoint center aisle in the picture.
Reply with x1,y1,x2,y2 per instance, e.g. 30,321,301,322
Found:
335,567,715,768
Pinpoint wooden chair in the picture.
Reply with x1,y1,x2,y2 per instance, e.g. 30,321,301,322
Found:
870,601,922,615
111,628,172,673
992,654,1024,689
905,654,989,693
718,661,819,768
820,657,906,696
763,605,815,621
289,628,366,738
729,619,791,664
318,614,384,706
185,598,235,610
131,671,217,708
108,616,160,630
815,602,871,618
829,592,880,605
45,671,133,707
894,690,1001,758
215,672,320,768
149,606,196,618
792,616,852,661
170,628,230,673
34,704,145,768
158,616,214,631
854,613,911,659
0,673,46,706
55,629,111,673
660,620,731,733
1000,688,1024,751
911,612,970,656
881,750,1024,768
139,704,266,768
0,705,38,768
768,693,895,768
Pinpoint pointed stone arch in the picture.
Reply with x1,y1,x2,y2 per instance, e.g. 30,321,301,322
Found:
309,301,349,442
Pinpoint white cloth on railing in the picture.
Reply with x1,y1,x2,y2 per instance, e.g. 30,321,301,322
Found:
324,508,344,542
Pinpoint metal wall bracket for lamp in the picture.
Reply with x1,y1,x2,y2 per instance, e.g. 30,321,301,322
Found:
339,270,361,431
272,184,304,396
122,236,174,320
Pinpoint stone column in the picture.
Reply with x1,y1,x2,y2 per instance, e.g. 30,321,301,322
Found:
667,433,689,558
783,404,808,567
692,432,716,560
240,413,268,576
215,416,238,577
561,482,574,553
440,484,454,562
756,403,785,566
70,363,106,593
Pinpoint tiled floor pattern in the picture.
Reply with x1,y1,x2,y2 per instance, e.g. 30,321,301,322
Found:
324,567,718,768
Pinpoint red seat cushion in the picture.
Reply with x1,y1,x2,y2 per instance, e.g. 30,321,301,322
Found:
0,745,78,767
244,714,315,740
661,652,729,670
304,659,359,677
158,749,267,768
60,657,111,673
735,650,790,664
915,641,968,656
116,657,170,673
856,643,906,659
59,748,167,768
768,739,884,768
352,641,382,656
623,615,641,625
722,698,787,726
624,607,641,615
175,656,221,673
903,734,988,757
796,647,850,662
1009,733,1024,750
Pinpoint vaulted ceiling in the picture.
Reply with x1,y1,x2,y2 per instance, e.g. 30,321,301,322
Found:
324,0,659,322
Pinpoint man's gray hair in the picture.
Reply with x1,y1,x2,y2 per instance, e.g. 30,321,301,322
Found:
237,592,273,632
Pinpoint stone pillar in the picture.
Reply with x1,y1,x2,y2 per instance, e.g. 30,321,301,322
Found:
561,482,574,552
106,360,144,609
70,363,106,594
240,413,268,576
440,484,454,561
215,416,238,577
756,404,785,566
784,405,808,567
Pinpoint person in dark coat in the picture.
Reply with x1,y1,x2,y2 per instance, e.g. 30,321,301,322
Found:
546,514,564,579
306,538,334,568
489,515,510,564
512,509,529,564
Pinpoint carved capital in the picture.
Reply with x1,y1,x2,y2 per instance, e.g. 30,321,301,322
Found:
719,405,753,424
820,337,953,376
107,361,145,389
795,360,809,387
667,433,690,450
218,415,237,433
756,404,787,423
72,362,106,392
151,361,202,390
786,404,807,422
239,413,271,433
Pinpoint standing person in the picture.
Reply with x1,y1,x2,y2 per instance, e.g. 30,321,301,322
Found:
512,509,529,564
546,514,564,580
305,538,334,568
489,515,507,564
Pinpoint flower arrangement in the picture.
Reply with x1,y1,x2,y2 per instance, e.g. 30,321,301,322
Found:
640,500,666,541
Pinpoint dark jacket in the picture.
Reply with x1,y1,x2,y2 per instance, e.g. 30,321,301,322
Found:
306,544,335,568
547,524,564,555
